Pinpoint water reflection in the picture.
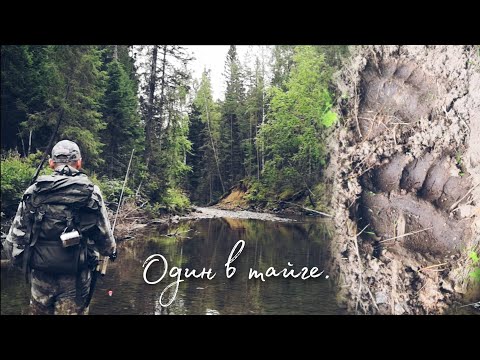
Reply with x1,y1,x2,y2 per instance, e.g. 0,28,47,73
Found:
1,217,340,315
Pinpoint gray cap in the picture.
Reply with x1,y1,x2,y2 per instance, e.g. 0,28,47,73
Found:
51,140,82,163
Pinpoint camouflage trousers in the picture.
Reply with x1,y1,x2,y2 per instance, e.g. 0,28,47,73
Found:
30,268,91,315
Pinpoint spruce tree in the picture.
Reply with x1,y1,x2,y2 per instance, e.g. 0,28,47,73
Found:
2,45,107,170
186,102,205,201
271,45,295,90
220,45,246,188
1,45,36,153
101,58,143,178
138,45,193,202
188,70,224,204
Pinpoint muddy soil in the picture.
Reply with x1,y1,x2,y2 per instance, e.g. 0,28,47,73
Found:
329,45,480,314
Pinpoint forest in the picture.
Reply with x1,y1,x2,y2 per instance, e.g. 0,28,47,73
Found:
2,45,478,315
1,45,347,217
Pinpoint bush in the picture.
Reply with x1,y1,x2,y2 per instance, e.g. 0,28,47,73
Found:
144,187,190,216
161,187,190,214
1,151,139,215
1,151,49,216
143,176,167,204
89,174,134,205
469,251,480,283
243,178,268,204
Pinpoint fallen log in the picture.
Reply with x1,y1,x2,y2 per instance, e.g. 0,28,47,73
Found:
279,201,333,217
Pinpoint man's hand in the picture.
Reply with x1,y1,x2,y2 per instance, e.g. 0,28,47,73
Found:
109,249,118,262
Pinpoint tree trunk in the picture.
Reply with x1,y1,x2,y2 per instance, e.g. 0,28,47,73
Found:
19,128,26,157
157,45,168,155
203,87,225,194
27,129,32,156
261,78,265,174
145,45,158,168
230,114,233,185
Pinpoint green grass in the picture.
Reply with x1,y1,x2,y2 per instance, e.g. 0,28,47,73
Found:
469,251,480,283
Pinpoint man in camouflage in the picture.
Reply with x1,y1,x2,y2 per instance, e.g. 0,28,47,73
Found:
3,140,116,315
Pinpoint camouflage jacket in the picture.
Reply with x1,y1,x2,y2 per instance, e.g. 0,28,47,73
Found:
4,167,116,263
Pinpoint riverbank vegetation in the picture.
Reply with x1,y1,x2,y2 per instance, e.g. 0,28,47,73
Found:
2,45,479,314
1,45,347,218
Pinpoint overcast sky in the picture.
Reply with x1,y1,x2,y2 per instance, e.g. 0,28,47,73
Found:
185,46,251,101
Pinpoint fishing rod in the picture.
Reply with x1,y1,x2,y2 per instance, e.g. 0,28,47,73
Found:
1,87,69,266
30,83,71,186
85,148,135,308
100,148,135,275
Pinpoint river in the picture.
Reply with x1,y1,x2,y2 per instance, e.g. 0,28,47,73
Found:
1,216,342,315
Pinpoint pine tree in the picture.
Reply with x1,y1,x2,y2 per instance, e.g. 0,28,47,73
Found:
186,101,205,201
2,45,107,170
160,78,192,189
46,45,107,170
244,50,269,180
187,70,225,204
220,45,246,188
101,56,143,178
1,45,37,154
138,45,193,202
271,45,295,90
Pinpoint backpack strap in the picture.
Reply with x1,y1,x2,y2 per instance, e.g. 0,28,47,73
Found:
55,165,73,176
23,208,45,283
65,211,74,231
71,208,89,306
54,165,85,177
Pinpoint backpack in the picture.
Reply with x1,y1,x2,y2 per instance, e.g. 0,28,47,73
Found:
23,168,99,275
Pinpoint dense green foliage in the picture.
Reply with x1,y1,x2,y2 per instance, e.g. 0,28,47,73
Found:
0,151,49,216
469,251,480,283
1,45,192,215
1,153,35,215
187,71,224,204
186,45,343,208
1,45,107,167
89,175,134,205
257,46,337,199
101,57,143,179
2,45,347,216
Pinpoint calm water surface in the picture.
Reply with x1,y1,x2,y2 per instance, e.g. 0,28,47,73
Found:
1,217,342,315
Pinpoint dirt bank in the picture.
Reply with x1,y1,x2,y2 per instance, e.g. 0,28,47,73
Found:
214,182,327,217
329,45,480,314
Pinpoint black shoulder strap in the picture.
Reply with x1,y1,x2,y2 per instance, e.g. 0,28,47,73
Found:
54,166,86,177
23,208,44,283
55,165,72,176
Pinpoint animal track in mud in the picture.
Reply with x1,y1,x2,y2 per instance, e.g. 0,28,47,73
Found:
357,59,437,141
360,152,472,255
354,59,474,256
